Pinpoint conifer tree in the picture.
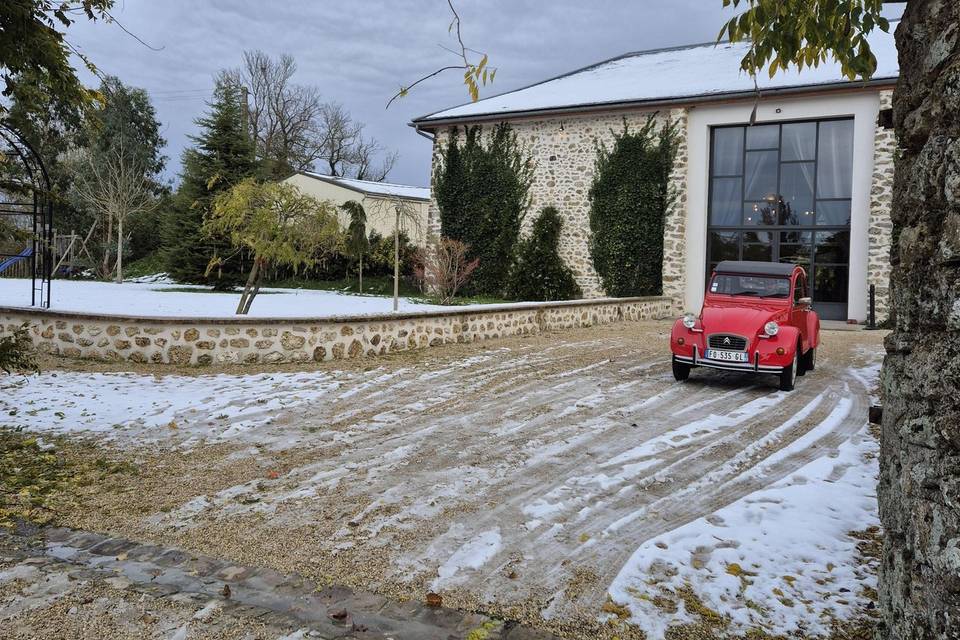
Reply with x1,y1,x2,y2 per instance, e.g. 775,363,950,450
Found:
433,124,533,296
341,200,368,293
163,81,256,285
506,206,581,301
588,117,678,297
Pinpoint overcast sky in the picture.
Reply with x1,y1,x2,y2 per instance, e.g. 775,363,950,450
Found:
65,1,902,188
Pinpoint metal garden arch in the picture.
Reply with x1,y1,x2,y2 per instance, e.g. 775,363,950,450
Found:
0,120,54,308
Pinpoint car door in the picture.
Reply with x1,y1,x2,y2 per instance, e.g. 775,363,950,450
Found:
791,272,809,350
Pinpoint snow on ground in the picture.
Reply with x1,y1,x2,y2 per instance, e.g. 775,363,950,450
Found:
125,272,176,284
0,327,886,637
0,277,444,318
0,369,353,448
432,527,504,589
608,380,878,638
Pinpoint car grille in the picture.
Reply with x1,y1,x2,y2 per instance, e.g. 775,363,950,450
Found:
708,334,747,351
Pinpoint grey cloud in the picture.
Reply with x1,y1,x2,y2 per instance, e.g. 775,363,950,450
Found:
66,1,740,186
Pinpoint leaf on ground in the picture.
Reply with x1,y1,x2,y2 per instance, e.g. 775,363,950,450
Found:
601,598,631,620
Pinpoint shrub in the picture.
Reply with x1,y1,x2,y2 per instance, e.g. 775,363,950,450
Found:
414,238,479,304
0,324,38,375
506,206,582,301
433,123,533,296
588,116,679,297
365,231,417,277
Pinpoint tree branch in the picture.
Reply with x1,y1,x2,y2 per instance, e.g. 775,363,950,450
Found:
387,0,496,108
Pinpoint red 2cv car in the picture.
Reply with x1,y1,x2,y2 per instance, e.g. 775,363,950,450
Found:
670,261,820,391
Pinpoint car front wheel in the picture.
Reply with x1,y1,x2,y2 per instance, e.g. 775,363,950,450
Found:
672,359,691,381
802,346,816,372
779,350,798,391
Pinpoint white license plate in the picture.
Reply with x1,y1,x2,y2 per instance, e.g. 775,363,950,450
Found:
705,349,748,362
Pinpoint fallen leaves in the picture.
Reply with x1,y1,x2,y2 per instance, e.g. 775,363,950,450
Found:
600,598,631,620
425,592,443,607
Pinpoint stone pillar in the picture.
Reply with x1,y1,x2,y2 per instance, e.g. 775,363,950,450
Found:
662,108,690,312
868,89,896,324
878,1,960,638
427,129,447,242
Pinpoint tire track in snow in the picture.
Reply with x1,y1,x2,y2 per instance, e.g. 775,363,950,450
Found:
16,323,884,637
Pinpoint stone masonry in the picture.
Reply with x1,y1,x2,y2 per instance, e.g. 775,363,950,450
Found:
868,89,897,323
0,296,673,366
428,109,690,303
427,95,899,319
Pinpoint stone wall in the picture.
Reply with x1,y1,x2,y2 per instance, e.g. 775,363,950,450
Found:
428,109,690,304
0,297,674,366
868,89,897,323
426,96,897,319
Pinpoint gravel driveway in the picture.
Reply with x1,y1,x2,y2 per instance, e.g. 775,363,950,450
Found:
0,321,885,639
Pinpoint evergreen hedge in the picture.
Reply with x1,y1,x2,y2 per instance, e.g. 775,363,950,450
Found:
506,206,581,301
588,117,679,297
433,124,533,296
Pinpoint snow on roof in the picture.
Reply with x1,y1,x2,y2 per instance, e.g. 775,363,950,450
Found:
300,172,430,201
415,27,898,124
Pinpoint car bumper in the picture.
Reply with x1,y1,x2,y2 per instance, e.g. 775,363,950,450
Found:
673,347,786,374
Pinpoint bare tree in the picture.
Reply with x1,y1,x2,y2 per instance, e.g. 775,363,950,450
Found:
222,51,325,177
71,137,156,283
354,138,399,182
316,102,362,177
317,102,399,181
225,53,399,182
415,237,478,305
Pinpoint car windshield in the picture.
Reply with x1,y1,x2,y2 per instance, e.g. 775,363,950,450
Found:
710,274,791,298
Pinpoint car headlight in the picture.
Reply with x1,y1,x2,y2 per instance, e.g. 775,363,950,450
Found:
764,321,779,336
682,314,697,329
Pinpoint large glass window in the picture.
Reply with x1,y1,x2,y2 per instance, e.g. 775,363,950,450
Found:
706,118,854,320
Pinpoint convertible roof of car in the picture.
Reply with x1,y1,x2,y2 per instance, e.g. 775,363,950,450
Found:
714,261,799,276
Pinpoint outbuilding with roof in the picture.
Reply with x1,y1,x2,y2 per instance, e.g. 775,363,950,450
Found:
284,172,430,245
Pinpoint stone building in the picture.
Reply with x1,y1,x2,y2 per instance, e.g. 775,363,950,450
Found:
412,28,900,322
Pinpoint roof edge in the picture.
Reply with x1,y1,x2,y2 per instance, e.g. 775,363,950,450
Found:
293,171,431,202
412,18,902,128
411,39,738,125
410,77,897,129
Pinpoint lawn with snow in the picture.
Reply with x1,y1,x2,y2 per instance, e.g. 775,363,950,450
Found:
0,277,444,318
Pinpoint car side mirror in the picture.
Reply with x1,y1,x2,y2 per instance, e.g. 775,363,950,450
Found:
797,297,812,308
